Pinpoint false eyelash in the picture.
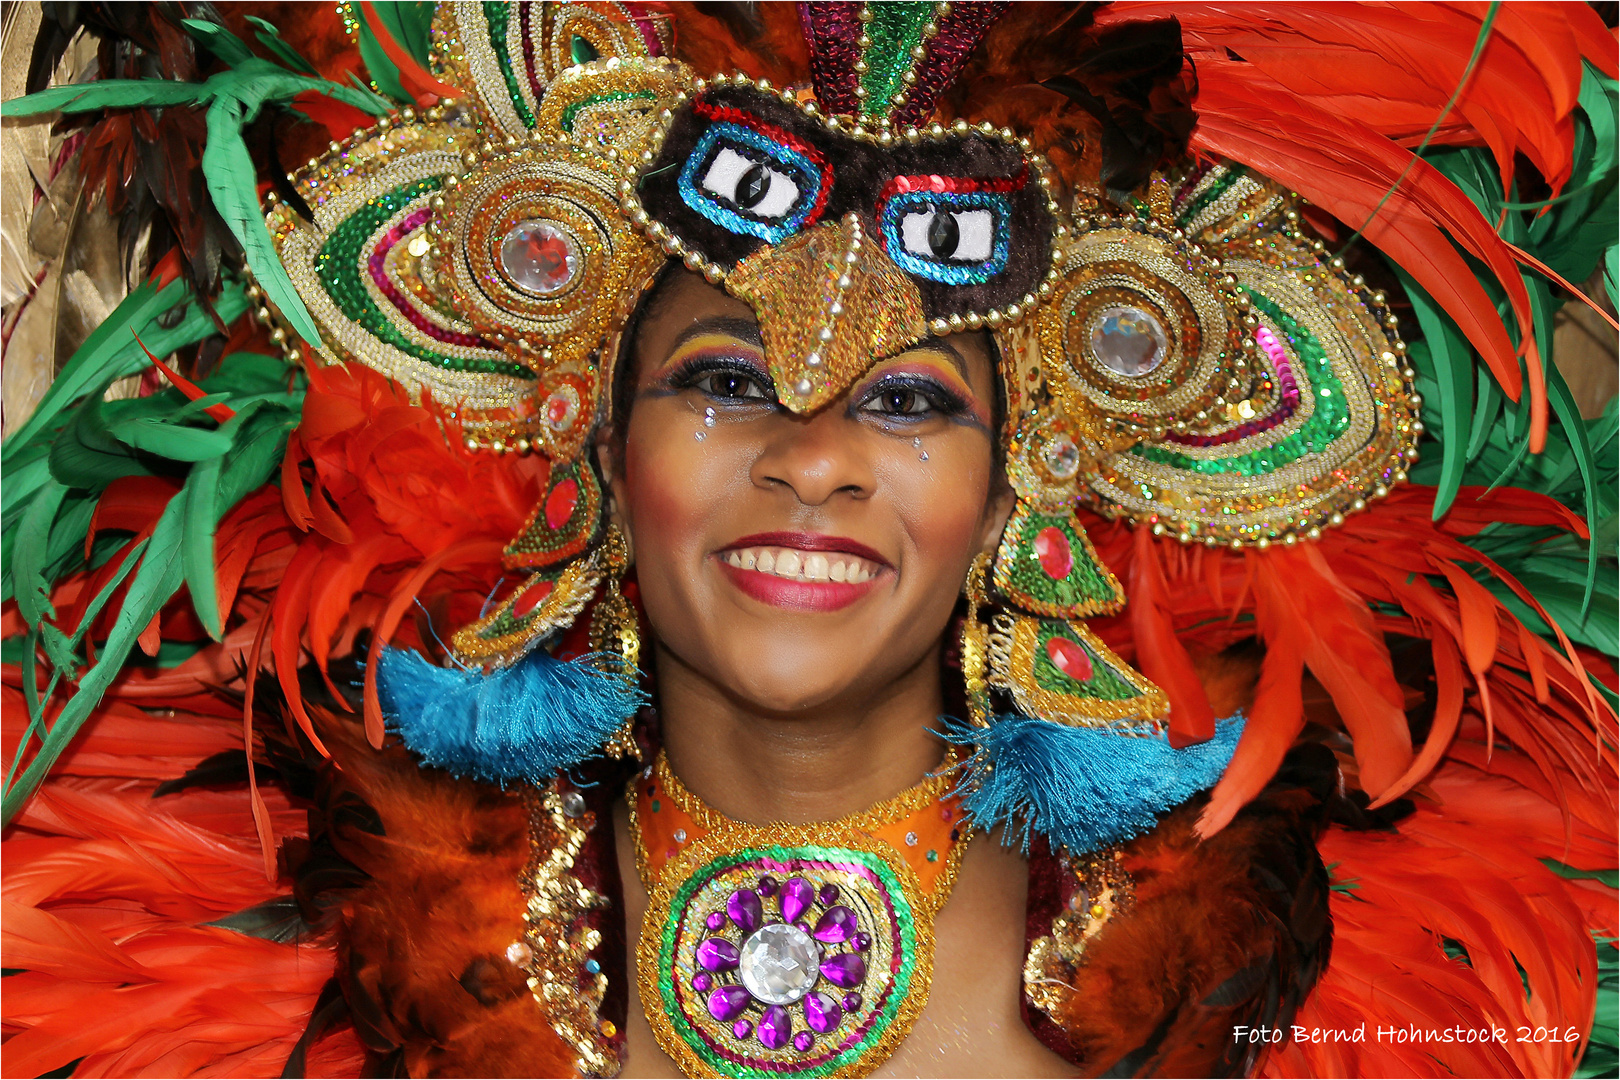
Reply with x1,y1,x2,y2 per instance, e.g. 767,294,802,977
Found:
666,353,779,400
855,373,971,418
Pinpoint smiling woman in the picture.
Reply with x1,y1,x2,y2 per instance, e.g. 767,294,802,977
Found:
2,4,1615,1080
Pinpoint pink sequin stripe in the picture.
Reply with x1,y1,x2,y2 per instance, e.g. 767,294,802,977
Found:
621,2,668,55
799,2,862,116
1165,326,1301,448
892,2,1008,129
520,3,546,116
367,210,488,348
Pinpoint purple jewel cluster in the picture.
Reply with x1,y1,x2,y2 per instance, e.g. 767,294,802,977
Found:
692,874,872,1054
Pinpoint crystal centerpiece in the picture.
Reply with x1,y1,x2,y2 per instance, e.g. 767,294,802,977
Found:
1090,305,1168,377
738,923,822,1005
499,220,579,295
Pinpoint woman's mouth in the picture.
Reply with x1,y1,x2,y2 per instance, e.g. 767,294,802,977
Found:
714,534,888,612
721,545,880,584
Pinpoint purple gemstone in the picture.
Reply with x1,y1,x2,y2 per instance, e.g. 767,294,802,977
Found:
819,952,866,989
692,972,713,992
758,875,778,897
705,911,727,932
795,920,811,933
757,1004,792,1050
813,906,858,944
853,932,871,951
697,938,740,971
780,877,815,924
804,991,843,1034
817,882,839,906
707,984,752,1022
842,992,863,1013
793,1031,815,1053
727,889,763,933
732,1018,753,1040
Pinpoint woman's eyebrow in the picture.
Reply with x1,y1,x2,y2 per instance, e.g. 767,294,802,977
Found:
668,315,764,353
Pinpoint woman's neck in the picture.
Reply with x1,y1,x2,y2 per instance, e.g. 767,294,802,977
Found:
652,640,949,825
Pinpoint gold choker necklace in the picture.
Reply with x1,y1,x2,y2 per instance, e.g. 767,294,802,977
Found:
631,750,968,1078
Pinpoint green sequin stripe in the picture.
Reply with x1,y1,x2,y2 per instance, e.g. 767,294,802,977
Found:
483,1,537,128
1001,511,1119,612
1032,623,1139,700
1132,292,1349,476
1176,166,1249,230
660,846,918,1079
560,90,657,133
314,177,532,379
858,5,932,118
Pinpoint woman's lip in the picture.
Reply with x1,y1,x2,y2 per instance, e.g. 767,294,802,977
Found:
717,560,882,612
719,531,889,565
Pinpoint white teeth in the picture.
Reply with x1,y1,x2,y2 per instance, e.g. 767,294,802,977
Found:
723,546,879,585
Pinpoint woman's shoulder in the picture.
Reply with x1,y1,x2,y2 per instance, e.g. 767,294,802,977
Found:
1022,743,1342,1077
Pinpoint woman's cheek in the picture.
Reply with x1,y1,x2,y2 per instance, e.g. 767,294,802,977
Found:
879,437,994,562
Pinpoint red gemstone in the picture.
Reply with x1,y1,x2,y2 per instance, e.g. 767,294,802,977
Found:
1046,636,1094,682
544,479,579,530
513,580,554,620
1033,526,1073,580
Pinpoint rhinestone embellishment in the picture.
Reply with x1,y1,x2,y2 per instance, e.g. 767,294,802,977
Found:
1090,305,1168,377
499,220,580,296
738,923,821,1004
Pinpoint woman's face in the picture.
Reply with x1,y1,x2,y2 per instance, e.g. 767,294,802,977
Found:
600,268,1013,715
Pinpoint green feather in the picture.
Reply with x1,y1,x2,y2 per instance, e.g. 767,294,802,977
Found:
1397,272,1473,519
369,2,436,68
0,80,205,116
182,18,255,66
11,480,67,627
244,16,319,76
355,14,412,103
1,496,187,824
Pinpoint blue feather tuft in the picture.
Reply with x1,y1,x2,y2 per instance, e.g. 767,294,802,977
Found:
376,646,647,785
937,712,1244,854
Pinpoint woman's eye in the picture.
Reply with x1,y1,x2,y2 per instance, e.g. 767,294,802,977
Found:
861,386,939,417
694,369,771,400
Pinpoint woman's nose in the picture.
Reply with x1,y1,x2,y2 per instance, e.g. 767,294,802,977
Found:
750,407,875,506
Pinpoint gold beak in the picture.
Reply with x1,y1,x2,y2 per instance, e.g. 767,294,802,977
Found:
726,213,929,414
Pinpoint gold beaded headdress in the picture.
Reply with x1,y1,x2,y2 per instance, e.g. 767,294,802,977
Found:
269,2,1416,735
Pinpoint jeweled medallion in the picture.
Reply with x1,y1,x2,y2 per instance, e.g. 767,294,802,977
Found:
634,753,966,1078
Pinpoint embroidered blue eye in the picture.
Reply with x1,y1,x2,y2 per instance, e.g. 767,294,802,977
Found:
877,177,1019,285
678,108,830,244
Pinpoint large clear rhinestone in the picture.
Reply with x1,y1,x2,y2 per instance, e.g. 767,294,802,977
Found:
499,220,579,296
1090,305,1168,377
737,923,822,1005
